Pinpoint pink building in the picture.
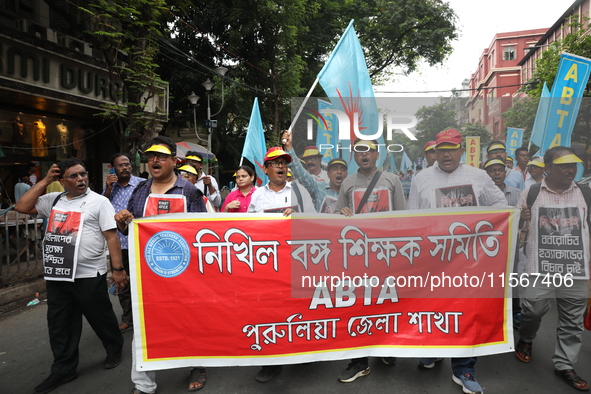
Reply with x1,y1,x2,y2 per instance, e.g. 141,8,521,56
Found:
519,0,590,91
467,29,547,139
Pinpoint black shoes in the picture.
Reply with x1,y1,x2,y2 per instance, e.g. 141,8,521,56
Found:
34,373,78,394
104,351,122,369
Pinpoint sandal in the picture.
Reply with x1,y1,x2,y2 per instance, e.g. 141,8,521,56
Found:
555,369,590,391
188,367,206,391
515,339,532,363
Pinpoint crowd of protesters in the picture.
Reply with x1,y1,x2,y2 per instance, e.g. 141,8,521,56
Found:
16,129,591,394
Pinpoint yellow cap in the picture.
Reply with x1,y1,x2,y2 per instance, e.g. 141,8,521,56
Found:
487,143,506,153
287,170,292,177
185,155,202,162
436,143,461,149
353,140,378,150
145,145,172,155
527,158,545,168
553,153,583,164
178,165,198,176
484,158,506,169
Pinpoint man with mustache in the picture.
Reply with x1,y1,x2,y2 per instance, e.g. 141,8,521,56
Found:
103,153,144,333
409,129,506,394
302,145,329,183
336,138,406,382
247,146,315,383
114,136,206,394
515,146,590,392
15,158,127,394
282,131,347,213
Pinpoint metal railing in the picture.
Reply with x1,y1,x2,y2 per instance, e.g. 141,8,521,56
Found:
0,206,44,286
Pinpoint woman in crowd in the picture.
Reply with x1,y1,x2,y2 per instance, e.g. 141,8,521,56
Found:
222,165,256,213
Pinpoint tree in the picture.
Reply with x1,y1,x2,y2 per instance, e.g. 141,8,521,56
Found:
459,123,491,147
44,0,183,154
501,97,538,143
414,97,460,145
161,0,460,174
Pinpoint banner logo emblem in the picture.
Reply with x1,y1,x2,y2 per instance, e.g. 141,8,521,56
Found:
144,231,190,278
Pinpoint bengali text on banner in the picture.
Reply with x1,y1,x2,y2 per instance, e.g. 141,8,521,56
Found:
130,208,519,371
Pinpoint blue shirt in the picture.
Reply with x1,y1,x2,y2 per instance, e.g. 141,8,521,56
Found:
103,175,143,249
287,148,338,212
505,169,525,190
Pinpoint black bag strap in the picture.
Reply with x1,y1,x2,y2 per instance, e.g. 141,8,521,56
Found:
292,182,304,212
576,182,591,228
51,192,67,208
356,171,382,214
526,182,542,210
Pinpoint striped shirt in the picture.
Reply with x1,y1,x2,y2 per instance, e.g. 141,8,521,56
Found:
504,184,522,207
517,179,590,274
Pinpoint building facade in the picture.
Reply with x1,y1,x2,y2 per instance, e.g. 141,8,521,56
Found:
467,28,547,139
0,0,167,204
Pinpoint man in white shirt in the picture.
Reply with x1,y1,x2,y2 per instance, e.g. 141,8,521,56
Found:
15,158,127,394
185,151,221,208
409,129,507,394
247,147,315,383
248,147,315,215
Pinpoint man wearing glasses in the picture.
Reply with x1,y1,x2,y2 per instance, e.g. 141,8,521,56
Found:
248,147,315,215
114,136,206,394
15,158,127,394
408,129,506,394
103,153,144,333
247,146,315,383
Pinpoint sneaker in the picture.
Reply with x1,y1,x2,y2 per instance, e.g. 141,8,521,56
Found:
452,373,483,394
418,357,443,369
34,373,78,394
255,365,282,383
338,362,370,382
381,357,397,365
104,351,122,369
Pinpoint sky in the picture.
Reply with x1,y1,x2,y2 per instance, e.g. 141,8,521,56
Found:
376,0,572,97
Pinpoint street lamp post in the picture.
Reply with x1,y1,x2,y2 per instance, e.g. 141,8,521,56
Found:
187,92,206,143
201,66,229,173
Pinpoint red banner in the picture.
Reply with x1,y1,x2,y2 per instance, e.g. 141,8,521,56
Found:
130,208,519,370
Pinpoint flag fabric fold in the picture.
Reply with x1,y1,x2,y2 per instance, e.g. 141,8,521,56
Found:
241,98,267,186
317,20,385,172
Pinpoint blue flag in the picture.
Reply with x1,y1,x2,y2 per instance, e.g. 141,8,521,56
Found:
529,82,551,148
317,20,385,172
241,98,267,186
537,53,591,154
506,127,524,158
315,100,339,166
401,151,413,172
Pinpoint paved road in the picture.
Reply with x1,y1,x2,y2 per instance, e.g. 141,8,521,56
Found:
1,295,590,394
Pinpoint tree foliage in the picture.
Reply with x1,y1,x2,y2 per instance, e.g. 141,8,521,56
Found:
161,0,459,173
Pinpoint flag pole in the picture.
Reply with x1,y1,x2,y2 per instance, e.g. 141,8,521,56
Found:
283,77,320,143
